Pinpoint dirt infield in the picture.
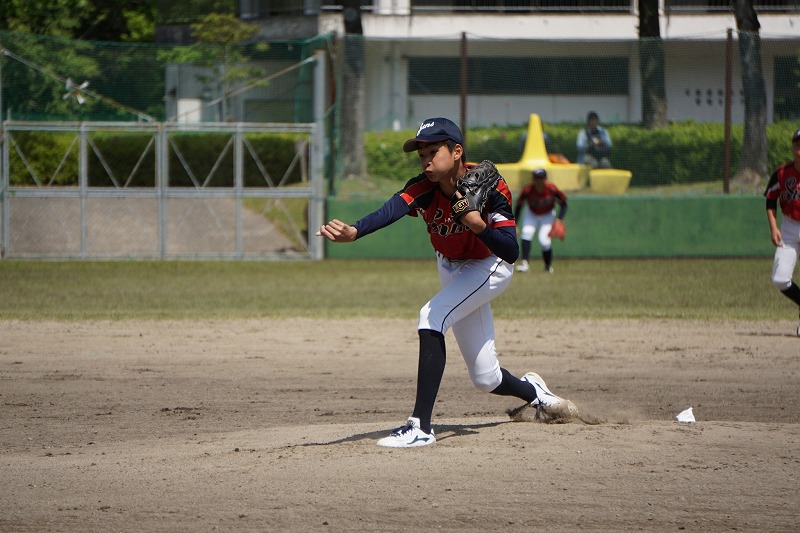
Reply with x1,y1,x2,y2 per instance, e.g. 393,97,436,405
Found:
1,318,798,532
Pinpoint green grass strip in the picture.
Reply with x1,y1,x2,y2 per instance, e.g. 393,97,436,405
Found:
0,258,790,321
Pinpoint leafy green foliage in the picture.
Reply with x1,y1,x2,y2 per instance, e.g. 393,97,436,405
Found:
0,32,102,119
364,121,798,189
158,14,268,121
0,0,92,36
7,131,307,187
7,131,80,185
156,0,236,25
163,132,306,187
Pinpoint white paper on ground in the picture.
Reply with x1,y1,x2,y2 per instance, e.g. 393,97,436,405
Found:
675,407,695,423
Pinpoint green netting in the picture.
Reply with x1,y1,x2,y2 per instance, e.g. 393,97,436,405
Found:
0,31,331,123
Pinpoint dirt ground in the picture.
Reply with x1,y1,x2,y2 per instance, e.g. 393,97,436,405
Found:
1,318,798,532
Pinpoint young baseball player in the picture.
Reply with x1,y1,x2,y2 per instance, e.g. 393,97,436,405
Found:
514,168,568,273
764,128,800,337
317,117,576,447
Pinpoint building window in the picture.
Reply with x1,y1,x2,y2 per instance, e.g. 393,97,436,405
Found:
409,56,629,95
774,56,800,121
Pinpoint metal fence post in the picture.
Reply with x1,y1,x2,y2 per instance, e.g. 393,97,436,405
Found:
79,123,87,259
157,123,167,259
235,124,243,258
309,49,327,260
1,119,7,259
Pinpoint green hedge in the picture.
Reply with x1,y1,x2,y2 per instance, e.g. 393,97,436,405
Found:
364,121,799,189
8,131,307,187
7,121,797,190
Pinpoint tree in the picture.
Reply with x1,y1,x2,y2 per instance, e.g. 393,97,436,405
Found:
638,0,667,128
0,32,101,120
0,0,91,37
733,0,768,184
161,13,267,121
1,0,162,43
74,0,158,42
338,0,366,179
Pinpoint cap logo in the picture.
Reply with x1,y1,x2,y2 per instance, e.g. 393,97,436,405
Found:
417,121,435,136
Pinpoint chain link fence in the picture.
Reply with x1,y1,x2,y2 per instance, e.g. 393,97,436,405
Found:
1,122,324,259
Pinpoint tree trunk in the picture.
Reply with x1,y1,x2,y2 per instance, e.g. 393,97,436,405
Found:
339,1,366,179
733,0,768,182
638,0,667,129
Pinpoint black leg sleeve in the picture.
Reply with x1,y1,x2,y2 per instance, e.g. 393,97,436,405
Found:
521,239,532,262
490,368,537,403
781,282,800,307
543,249,553,268
412,329,446,433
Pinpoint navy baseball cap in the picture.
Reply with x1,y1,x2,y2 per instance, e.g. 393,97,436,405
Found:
793,129,800,143
533,168,547,179
403,117,464,152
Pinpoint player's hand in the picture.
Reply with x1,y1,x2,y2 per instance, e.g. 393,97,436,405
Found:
458,209,487,233
451,191,487,233
771,227,784,247
316,219,357,243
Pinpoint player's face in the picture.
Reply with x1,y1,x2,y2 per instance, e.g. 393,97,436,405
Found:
417,141,461,184
793,140,800,163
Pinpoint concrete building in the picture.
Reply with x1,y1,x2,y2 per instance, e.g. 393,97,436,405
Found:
173,1,800,128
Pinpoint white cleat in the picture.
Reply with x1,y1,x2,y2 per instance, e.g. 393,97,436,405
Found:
521,372,578,419
545,265,554,274
516,260,530,273
376,417,436,448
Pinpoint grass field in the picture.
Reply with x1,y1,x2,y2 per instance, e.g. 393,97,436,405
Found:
0,258,790,321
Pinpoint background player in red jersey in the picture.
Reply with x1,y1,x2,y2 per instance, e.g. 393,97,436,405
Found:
317,117,576,447
764,128,800,337
514,168,568,273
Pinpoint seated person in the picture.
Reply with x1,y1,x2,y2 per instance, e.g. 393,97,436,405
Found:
576,111,612,168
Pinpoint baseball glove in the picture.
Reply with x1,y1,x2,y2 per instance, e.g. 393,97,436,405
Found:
451,160,501,222
548,219,566,240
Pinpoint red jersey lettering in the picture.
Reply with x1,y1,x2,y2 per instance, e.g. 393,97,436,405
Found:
398,172,516,261
765,162,800,222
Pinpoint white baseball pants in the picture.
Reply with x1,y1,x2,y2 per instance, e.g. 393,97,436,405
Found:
772,216,800,291
418,253,513,392
519,206,555,251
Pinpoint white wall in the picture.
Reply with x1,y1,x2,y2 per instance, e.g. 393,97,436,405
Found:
343,9,798,129
361,34,795,130
358,12,800,41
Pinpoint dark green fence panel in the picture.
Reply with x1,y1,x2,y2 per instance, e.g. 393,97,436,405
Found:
325,196,773,259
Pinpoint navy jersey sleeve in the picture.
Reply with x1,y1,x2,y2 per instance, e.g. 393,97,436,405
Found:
476,225,519,264
764,169,780,210
352,194,412,240
477,181,519,263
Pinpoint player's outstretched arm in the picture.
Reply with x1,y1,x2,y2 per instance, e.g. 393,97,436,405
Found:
317,219,357,243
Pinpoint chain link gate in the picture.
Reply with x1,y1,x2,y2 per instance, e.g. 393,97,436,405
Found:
0,121,325,260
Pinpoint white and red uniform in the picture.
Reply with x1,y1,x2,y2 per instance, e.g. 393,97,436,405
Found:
764,162,800,291
395,173,517,391
515,181,567,251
